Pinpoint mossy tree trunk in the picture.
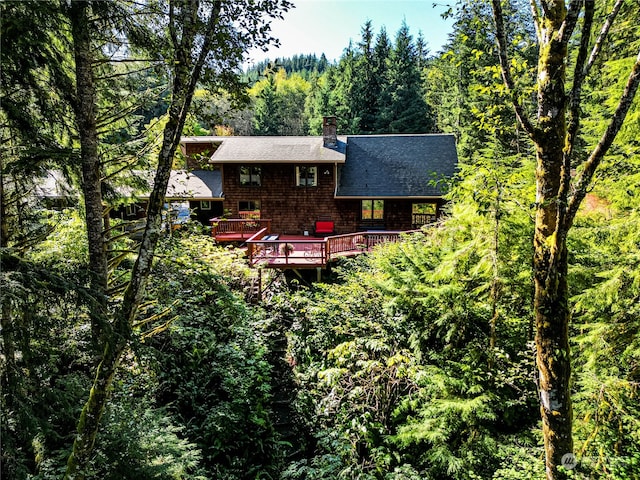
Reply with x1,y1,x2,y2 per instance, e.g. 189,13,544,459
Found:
64,2,222,478
490,1,640,478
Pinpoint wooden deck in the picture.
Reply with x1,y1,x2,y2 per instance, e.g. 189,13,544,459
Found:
245,228,403,269
211,218,272,241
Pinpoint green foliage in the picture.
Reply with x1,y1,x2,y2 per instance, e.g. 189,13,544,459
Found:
3,2,640,479
424,0,536,155
250,69,310,135
569,208,640,479
270,138,542,478
275,207,535,477
141,236,286,478
377,207,537,479
0,260,93,479
234,20,438,136
90,399,206,480
381,21,434,133
27,209,89,268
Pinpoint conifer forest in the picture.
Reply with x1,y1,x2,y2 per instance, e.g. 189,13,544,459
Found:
2,1,640,479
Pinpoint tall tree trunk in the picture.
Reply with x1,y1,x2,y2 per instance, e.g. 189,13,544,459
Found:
494,4,575,474
491,1,640,478
64,2,222,477
68,0,109,350
532,7,573,476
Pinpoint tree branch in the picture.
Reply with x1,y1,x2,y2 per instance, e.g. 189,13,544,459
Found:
490,0,538,139
584,0,625,76
529,0,542,44
567,1,594,141
566,49,640,229
559,1,594,227
91,58,162,65
557,0,583,47
94,63,156,80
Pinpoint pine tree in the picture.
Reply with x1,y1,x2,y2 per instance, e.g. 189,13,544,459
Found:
381,22,433,133
351,21,379,134
253,75,281,135
372,27,392,133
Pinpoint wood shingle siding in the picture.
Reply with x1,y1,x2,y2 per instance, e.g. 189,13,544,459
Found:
223,163,342,234
180,124,458,239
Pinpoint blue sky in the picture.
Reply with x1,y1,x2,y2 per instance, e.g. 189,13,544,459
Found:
245,0,455,66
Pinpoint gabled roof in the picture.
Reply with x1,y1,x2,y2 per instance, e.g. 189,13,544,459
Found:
38,170,223,201
164,170,223,200
181,135,347,163
335,134,458,198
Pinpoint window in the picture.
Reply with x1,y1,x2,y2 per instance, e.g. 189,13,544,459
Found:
125,204,136,216
361,199,384,220
200,200,211,210
412,203,436,226
240,166,261,186
239,200,260,218
296,166,317,186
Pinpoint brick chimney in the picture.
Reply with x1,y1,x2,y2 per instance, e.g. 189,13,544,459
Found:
322,116,337,148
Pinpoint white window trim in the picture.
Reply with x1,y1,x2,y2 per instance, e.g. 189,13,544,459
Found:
296,166,317,187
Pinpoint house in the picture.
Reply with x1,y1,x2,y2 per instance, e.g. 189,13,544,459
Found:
180,116,458,238
109,169,223,226
37,169,223,228
36,117,457,250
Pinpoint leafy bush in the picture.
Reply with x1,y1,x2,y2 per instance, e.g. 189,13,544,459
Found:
276,171,540,478
141,235,286,478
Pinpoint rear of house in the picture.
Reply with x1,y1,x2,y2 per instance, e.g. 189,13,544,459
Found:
181,116,458,236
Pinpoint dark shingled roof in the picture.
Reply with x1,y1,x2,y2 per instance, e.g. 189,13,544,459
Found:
336,134,458,198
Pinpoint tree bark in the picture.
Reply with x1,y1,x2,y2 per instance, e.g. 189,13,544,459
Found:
532,8,574,477
491,2,640,479
68,0,109,350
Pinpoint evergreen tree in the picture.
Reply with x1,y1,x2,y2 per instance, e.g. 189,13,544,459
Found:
381,22,434,133
351,20,379,134
332,43,360,133
372,27,393,133
253,75,281,135
425,1,535,154
304,67,340,135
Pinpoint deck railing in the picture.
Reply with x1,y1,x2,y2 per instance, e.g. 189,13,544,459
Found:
247,228,328,267
327,231,400,259
210,218,272,239
247,230,404,267
412,213,436,227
